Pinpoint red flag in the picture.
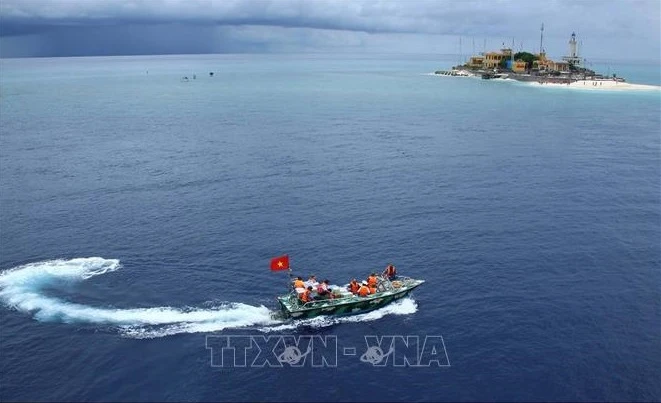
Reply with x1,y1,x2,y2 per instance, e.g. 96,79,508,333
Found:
270,255,290,271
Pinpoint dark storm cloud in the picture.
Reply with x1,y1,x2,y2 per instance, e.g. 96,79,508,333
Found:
2,0,656,37
0,0,658,58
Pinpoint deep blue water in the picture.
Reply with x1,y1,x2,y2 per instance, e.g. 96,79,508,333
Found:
1,54,660,402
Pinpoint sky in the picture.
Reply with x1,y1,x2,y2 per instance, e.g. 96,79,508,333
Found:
0,0,659,61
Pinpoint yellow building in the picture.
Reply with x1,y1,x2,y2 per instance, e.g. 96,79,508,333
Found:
512,60,528,73
468,56,484,68
551,61,570,72
532,52,571,72
483,48,513,68
533,52,551,71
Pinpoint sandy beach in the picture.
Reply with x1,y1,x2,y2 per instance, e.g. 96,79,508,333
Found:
523,79,661,91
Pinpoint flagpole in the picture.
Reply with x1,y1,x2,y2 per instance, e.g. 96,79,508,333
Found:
288,267,293,292
270,254,293,292
287,255,293,292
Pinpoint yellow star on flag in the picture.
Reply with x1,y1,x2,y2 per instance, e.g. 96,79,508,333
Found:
270,255,289,271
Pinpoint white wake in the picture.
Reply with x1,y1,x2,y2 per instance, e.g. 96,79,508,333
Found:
0,258,419,338
0,258,278,336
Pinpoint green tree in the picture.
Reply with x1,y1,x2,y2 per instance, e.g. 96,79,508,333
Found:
513,52,538,68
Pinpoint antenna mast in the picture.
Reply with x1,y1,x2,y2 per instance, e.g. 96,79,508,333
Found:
511,38,514,64
540,23,544,54
459,36,462,65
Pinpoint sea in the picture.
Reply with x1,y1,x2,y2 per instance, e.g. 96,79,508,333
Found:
0,53,659,402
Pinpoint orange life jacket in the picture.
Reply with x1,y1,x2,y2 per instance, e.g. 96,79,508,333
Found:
294,279,305,289
300,290,312,303
349,281,360,294
367,275,378,287
358,285,370,297
369,284,377,294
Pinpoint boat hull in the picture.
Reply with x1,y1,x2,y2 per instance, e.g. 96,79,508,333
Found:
277,278,424,319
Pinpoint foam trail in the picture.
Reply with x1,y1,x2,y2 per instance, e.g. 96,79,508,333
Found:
0,258,278,336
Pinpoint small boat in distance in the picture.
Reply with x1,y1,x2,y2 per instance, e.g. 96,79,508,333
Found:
434,69,474,77
482,72,509,80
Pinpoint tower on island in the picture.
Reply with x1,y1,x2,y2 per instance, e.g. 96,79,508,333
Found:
562,32,582,67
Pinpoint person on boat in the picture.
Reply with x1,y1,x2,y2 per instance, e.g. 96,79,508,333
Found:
299,286,313,303
358,281,372,297
348,279,360,295
304,275,318,288
383,264,397,280
367,273,378,288
368,282,377,295
293,277,305,291
315,279,332,300
325,280,337,299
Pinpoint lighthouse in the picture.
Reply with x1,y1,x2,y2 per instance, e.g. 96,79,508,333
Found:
562,32,582,67
569,32,578,58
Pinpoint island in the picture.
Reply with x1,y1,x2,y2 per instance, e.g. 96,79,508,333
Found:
434,27,656,90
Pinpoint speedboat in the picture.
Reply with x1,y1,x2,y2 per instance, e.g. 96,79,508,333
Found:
434,69,473,77
277,275,425,319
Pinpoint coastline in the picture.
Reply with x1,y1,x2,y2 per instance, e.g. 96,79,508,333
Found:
521,79,661,91
430,70,661,92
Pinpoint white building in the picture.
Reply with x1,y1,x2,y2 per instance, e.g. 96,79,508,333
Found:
562,32,582,67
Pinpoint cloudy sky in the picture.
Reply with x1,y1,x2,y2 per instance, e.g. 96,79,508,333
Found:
0,0,659,61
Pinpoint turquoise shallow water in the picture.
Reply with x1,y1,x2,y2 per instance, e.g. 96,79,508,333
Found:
0,54,660,402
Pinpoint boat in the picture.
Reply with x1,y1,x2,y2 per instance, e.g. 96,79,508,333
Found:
434,69,474,77
277,275,425,319
482,72,509,80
